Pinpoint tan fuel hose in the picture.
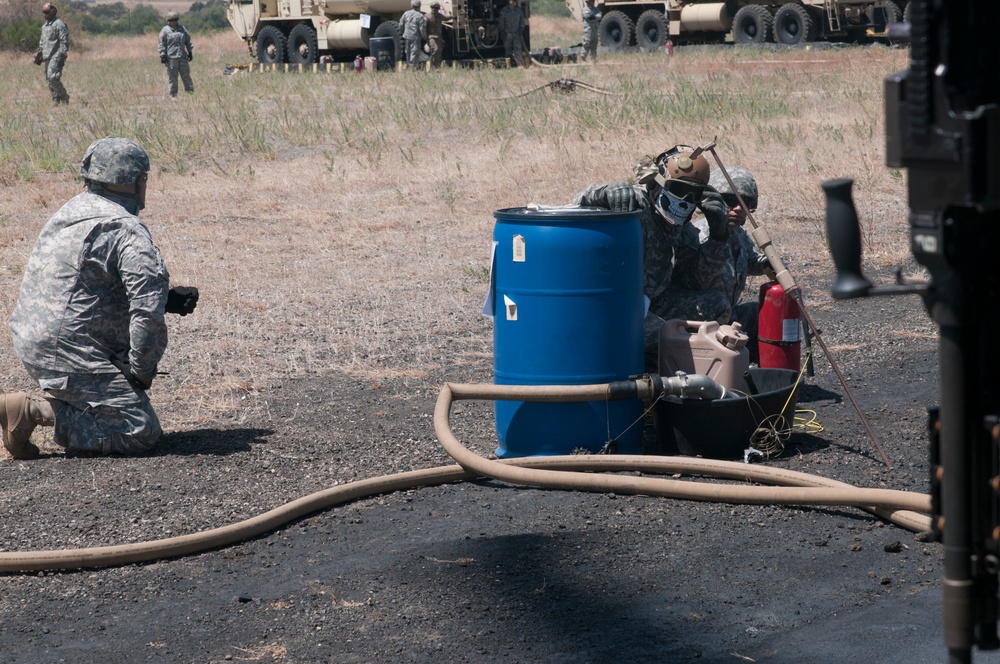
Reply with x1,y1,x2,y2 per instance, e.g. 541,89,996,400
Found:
0,381,931,572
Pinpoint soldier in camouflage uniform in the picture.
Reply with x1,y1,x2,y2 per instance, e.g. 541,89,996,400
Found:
581,0,601,63
573,146,732,370
399,0,428,66
2,138,199,459
498,0,525,66
35,3,70,105
695,167,773,362
158,12,194,97
425,2,444,68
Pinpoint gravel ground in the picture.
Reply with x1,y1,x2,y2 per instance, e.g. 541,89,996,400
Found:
6,262,1000,664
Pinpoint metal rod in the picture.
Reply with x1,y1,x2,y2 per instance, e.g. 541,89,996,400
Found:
703,140,892,469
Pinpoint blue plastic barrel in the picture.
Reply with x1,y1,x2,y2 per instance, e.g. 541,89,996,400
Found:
491,206,644,457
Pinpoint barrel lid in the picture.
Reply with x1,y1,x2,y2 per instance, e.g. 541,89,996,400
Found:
494,205,640,220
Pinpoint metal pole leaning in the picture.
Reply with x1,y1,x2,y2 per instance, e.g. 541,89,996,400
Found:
702,141,892,469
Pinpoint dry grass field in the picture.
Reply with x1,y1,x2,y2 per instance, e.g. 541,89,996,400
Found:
0,25,916,451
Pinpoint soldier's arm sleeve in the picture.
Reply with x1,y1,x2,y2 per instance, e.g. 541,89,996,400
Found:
158,29,166,57
672,223,731,291
117,226,170,387
185,30,193,55
572,183,612,208
57,22,69,56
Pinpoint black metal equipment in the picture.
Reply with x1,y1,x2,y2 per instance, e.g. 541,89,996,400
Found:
821,2,1000,662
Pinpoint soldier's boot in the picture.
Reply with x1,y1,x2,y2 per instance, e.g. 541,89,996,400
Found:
0,393,55,459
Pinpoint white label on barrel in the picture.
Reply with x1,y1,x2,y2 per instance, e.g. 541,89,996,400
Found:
513,235,525,262
782,319,800,342
504,295,517,321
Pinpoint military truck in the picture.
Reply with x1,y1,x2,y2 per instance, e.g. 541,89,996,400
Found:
564,0,907,51
227,0,530,64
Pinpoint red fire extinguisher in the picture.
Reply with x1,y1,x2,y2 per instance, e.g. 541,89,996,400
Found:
757,281,801,371
665,40,674,56
353,55,363,74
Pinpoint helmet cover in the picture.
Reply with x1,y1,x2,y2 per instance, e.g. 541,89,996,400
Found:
708,167,758,210
80,138,150,186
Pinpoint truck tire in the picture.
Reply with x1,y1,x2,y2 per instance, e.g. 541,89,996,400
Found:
257,25,287,64
635,10,667,52
372,21,402,63
732,5,773,45
773,3,815,45
288,23,318,65
599,11,634,51
874,0,902,31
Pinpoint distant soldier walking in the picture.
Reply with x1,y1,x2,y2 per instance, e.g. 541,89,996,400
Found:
399,0,428,67
425,1,444,68
158,12,194,97
582,0,601,63
35,3,70,105
497,0,525,66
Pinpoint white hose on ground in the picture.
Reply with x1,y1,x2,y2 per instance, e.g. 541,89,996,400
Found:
0,380,931,572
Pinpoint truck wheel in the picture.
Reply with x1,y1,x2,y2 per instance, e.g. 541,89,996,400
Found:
773,3,815,45
256,25,287,64
732,5,773,44
288,23,318,65
635,10,667,51
874,0,902,31
372,21,402,63
599,11,634,51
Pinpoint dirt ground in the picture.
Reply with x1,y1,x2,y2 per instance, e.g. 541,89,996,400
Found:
2,42,998,663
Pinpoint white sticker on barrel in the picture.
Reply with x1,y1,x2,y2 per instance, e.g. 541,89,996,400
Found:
504,295,517,321
782,319,800,342
513,235,526,262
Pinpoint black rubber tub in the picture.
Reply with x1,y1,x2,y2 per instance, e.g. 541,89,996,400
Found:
653,367,800,459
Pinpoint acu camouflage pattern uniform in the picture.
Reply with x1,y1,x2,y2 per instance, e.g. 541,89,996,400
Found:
399,6,428,65
158,17,194,96
582,1,601,62
497,1,525,65
9,140,169,454
574,158,731,368
694,167,770,346
37,11,70,104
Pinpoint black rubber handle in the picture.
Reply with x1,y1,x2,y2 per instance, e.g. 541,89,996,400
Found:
822,178,873,299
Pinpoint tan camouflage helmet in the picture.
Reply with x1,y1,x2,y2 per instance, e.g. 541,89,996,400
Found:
661,145,711,184
166,11,179,20
430,1,440,7
80,138,150,185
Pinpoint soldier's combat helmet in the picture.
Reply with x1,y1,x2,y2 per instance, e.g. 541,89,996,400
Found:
709,167,758,211
80,138,150,185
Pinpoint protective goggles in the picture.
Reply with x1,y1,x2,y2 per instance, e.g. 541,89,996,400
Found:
721,193,757,212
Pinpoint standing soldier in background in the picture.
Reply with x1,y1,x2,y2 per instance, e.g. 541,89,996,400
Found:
581,0,601,63
425,2,444,68
158,12,194,97
3,138,199,459
498,0,525,67
35,3,69,105
399,0,428,67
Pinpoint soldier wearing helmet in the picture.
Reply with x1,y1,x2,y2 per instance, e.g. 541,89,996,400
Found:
399,0,428,66
574,145,733,369
426,1,444,68
697,167,772,362
158,11,194,97
4,138,199,459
